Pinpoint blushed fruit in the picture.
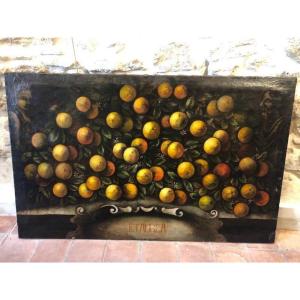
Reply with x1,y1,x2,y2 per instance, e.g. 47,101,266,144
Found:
79,183,93,199
142,121,160,140
241,184,257,199
150,166,165,181
237,144,256,158
169,112,188,130
174,84,187,100
31,132,47,149
37,162,53,179
175,190,187,205
254,191,270,206
257,161,269,177
161,115,171,128
131,138,148,154
105,161,116,177
217,95,234,113
213,130,229,144
86,176,101,191
93,132,102,146
106,112,123,129
167,141,184,159
159,188,175,203
121,117,133,133
133,97,150,114
199,195,215,211
53,182,68,198
203,137,221,155
119,84,136,102
222,186,238,201
239,157,257,175
77,127,94,145
123,183,138,200
158,82,173,99
136,168,153,185
24,164,37,180
17,99,27,110
202,173,219,190
113,143,127,159
89,155,107,172
213,163,231,178
87,104,100,120
68,145,78,161
160,140,172,155
76,96,91,112
55,162,73,180
56,112,73,128
237,127,253,144
52,144,70,162
123,147,140,164
189,120,207,137
233,202,249,218
194,159,209,176
177,162,195,179
206,100,221,117
105,184,122,201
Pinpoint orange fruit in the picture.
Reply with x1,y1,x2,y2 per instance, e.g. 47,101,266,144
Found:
86,176,101,191
105,184,122,201
123,147,140,164
37,162,53,179
68,145,78,161
79,183,93,199
169,112,188,130
53,182,68,198
203,137,221,155
222,186,238,201
55,162,73,180
206,100,221,117
24,164,37,180
237,144,256,158
87,104,100,120
257,161,269,177
177,162,195,179
199,195,215,211
174,84,187,99
133,97,150,114
213,130,229,144
194,159,209,176
119,85,136,102
52,144,70,162
160,140,172,155
175,190,187,205
142,121,160,140
136,168,153,185
121,117,134,133
254,191,270,206
159,188,175,203
56,112,73,128
76,96,91,112
158,82,173,99
167,141,184,159
113,143,127,159
131,138,148,154
31,132,47,149
202,173,219,190
213,163,231,178
106,112,123,129
150,166,165,181
93,132,102,146
161,115,171,128
237,127,253,144
239,157,257,175
123,183,138,200
89,155,107,172
233,202,249,218
217,95,234,113
189,120,207,137
105,161,116,177
240,183,257,199
77,127,94,145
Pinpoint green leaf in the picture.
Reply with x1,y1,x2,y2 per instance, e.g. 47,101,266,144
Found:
185,97,195,109
167,171,177,179
189,192,199,200
117,170,130,179
154,157,167,166
73,163,86,171
186,140,200,147
198,187,207,196
102,177,112,185
153,106,161,119
149,183,156,195
174,182,183,189
67,195,78,204
213,191,221,201
155,182,164,189
101,127,112,139
183,180,193,192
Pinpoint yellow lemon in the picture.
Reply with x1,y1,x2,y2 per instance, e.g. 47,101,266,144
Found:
160,140,172,155
199,195,215,211
37,162,53,179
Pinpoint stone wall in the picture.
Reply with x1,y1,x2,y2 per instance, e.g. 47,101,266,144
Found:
0,37,300,214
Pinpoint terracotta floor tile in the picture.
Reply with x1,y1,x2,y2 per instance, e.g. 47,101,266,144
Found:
140,241,178,262
65,240,106,262
31,240,70,262
0,237,38,262
0,216,16,233
282,250,300,262
178,242,213,262
103,240,140,262
275,229,300,250
248,249,286,262
211,243,250,262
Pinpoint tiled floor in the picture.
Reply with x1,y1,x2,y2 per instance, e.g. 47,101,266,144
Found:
0,216,300,262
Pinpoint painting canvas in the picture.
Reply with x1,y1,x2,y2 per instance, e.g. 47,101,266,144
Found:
5,73,296,242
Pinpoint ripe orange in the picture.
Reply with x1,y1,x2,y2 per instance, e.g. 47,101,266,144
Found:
254,191,270,206
133,97,150,114
79,183,93,199
76,96,91,112
158,82,173,99
105,161,116,177
161,115,171,128
233,202,249,218
257,161,269,177
119,85,136,102
131,138,148,154
53,182,68,198
86,176,101,191
150,166,165,181
174,84,187,99
175,190,187,205
167,141,184,159
77,127,94,145
160,140,172,155
213,163,231,178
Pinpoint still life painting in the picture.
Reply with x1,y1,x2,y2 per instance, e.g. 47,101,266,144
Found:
5,73,296,242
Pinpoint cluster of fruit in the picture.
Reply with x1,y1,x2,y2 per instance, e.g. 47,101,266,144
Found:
22,81,272,218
